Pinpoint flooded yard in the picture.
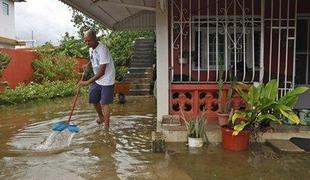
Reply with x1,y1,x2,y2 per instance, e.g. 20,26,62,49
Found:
0,96,309,180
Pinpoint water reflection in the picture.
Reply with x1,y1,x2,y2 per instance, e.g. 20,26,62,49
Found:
0,96,310,180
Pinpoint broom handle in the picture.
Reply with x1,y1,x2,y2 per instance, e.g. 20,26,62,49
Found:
67,68,86,123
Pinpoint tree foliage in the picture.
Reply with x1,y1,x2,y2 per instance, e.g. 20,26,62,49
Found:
71,9,107,38
56,32,89,58
35,9,156,82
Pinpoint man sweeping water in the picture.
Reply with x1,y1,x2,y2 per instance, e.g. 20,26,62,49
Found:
79,30,115,128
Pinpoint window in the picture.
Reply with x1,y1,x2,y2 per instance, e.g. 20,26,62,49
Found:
191,17,261,72
296,17,310,85
2,2,9,16
193,30,225,70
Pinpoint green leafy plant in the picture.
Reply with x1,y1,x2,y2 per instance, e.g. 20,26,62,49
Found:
181,112,207,138
0,81,87,105
218,56,236,114
231,79,309,136
0,52,11,77
56,33,89,58
32,54,78,83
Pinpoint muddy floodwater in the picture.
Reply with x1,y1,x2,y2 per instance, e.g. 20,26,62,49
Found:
0,96,309,180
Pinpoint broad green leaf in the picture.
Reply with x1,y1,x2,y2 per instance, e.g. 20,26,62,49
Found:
262,79,278,100
258,114,281,124
279,86,308,105
279,105,300,124
232,112,246,124
233,121,247,136
234,83,250,102
286,86,309,97
279,95,298,107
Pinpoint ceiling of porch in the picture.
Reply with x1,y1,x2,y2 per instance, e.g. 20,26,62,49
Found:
60,0,156,31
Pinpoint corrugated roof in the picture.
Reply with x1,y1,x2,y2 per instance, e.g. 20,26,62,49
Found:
60,0,156,31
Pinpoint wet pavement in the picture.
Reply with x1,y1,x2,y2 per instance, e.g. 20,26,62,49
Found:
0,96,310,180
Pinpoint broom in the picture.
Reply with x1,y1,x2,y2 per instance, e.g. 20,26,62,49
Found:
52,68,86,133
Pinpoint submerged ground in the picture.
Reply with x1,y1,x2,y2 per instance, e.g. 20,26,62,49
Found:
0,96,309,180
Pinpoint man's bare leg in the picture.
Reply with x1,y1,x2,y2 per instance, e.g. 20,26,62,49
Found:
94,104,104,124
101,104,110,127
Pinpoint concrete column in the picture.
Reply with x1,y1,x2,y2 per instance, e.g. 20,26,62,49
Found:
156,0,169,127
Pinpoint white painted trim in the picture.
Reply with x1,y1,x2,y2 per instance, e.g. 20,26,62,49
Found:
160,0,166,12
156,0,169,125
259,0,265,83
94,0,156,11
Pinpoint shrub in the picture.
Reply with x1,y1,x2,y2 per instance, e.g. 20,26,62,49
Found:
0,81,87,105
0,52,11,77
32,54,78,83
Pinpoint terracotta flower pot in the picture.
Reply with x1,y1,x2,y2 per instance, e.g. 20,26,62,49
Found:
114,82,130,95
217,113,229,126
221,127,250,151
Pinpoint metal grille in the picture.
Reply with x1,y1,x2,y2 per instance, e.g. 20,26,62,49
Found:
170,0,264,83
169,0,297,95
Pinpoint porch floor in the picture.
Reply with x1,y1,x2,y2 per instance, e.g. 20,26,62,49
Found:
266,139,306,153
160,121,310,150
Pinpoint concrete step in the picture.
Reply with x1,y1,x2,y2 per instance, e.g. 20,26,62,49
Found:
130,83,152,89
130,61,154,66
135,41,154,46
134,44,154,51
126,72,152,78
134,50,154,54
123,39,155,96
130,62,154,67
131,59,154,64
125,77,152,84
132,54,154,59
128,67,153,74
266,139,306,153
135,39,154,43
129,89,151,96
130,58,154,63
132,53,154,57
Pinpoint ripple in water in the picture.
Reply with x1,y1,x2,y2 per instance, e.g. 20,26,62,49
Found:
32,131,76,151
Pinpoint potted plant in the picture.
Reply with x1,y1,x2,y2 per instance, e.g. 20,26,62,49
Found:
221,79,309,151
114,66,130,104
218,77,237,126
181,111,207,148
217,56,236,126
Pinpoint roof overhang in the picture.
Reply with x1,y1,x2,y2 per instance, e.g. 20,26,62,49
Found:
60,0,157,31
0,36,26,46
11,0,26,2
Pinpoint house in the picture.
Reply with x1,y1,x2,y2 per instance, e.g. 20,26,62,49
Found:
0,0,25,48
60,0,310,140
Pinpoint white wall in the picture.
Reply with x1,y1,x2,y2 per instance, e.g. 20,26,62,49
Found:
156,0,169,125
0,0,15,39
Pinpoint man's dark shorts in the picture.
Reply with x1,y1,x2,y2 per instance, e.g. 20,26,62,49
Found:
89,82,114,105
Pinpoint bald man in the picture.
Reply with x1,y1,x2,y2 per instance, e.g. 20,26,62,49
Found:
79,30,115,128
